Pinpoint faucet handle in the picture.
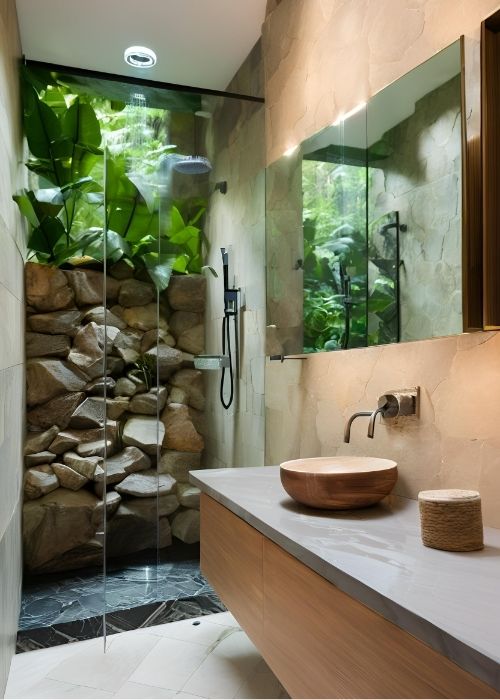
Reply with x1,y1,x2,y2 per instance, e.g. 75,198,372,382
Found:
378,387,419,418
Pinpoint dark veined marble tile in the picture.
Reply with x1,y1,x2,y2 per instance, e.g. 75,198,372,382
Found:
16,593,226,653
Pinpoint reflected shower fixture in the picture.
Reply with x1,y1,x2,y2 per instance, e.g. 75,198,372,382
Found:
124,46,157,68
173,114,212,175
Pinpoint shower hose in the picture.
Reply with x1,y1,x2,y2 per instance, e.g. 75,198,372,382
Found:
220,312,237,410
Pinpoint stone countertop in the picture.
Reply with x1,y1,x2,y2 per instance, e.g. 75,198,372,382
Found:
190,466,500,692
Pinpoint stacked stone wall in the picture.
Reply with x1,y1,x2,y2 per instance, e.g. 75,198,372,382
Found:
23,262,206,573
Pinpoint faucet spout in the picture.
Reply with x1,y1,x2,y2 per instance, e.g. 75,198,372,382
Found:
344,411,372,443
367,405,386,439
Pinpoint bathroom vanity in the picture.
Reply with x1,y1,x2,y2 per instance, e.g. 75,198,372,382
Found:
190,466,500,699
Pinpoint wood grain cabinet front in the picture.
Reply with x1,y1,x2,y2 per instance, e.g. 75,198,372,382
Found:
200,494,499,699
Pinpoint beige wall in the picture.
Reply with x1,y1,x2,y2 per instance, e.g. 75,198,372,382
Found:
263,0,500,528
0,0,25,692
203,42,266,469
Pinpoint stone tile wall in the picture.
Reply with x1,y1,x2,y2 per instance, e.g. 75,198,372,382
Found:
0,0,25,693
203,42,266,469
263,0,500,528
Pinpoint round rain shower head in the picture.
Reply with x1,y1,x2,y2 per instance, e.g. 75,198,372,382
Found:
173,156,212,175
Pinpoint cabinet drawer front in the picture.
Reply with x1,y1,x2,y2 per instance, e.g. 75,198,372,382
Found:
263,539,498,699
200,494,264,646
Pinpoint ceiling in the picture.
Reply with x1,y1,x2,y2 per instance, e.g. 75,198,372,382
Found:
15,0,267,93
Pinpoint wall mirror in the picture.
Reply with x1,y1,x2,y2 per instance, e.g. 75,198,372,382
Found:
266,40,467,355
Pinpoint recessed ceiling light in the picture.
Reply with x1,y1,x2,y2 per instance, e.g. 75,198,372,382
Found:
124,46,157,68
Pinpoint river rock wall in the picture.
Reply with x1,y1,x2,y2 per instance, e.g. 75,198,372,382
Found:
23,262,206,573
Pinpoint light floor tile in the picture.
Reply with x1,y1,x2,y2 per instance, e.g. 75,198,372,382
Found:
128,637,209,691
113,680,178,698
203,611,239,628
46,631,160,693
7,613,285,700
182,630,262,699
144,617,235,647
5,639,102,698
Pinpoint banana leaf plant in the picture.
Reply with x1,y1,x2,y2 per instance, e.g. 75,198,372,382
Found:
13,68,214,291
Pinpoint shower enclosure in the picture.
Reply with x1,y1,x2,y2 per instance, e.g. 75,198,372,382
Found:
19,63,264,649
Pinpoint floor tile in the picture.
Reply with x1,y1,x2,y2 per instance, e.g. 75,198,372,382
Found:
182,630,262,699
113,680,178,698
145,617,235,646
7,677,113,699
128,636,209,691
45,630,160,693
203,611,239,628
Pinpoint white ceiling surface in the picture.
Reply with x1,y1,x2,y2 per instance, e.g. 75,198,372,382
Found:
15,0,267,92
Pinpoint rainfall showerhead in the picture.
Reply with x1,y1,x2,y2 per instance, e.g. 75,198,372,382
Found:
172,155,212,175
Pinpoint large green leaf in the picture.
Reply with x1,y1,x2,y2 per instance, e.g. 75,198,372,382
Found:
28,216,66,256
141,252,175,291
24,86,61,160
62,99,102,149
12,193,39,227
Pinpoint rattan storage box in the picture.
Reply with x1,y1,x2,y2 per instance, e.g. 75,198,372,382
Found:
418,489,484,552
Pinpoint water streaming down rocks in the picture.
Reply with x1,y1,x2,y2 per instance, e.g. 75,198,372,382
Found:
23,262,205,573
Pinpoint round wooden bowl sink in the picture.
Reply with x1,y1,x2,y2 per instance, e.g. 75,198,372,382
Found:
280,456,398,510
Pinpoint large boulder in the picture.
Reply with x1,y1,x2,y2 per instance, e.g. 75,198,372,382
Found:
26,360,88,407
26,332,71,358
122,416,165,455
85,376,116,396
49,422,119,455
51,463,88,490
169,369,205,411
126,494,179,520
158,450,201,481
169,311,201,339
112,329,142,365
25,451,56,468
109,259,134,280
63,452,102,479
92,491,121,529
175,323,204,355
177,483,201,509
161,403,204,453
115,470,176,497
69,397,106,428
121,304,168,332
118,279,155,307
106,505,171,557
171,509,200,544
93,446,150,486
25,262,74,312
129,387,167,415
27,392,85,430
167,274,206,312
23,489,99,571
114,377,138,396
24,465,59,500
64,269,121,305
32,539,103,574
145,345,183,381
82,306,127,330
68,322,120,378
28,309,82,337
140,329,175,353
24,425,59,455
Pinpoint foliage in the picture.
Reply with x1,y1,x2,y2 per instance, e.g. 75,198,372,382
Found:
133,355,156,390
302,159,397,352
13,67,210,291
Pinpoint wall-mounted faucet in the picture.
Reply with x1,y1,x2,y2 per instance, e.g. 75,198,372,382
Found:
344,388,419,443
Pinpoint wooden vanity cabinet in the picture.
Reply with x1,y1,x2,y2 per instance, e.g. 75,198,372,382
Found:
200,494,499,699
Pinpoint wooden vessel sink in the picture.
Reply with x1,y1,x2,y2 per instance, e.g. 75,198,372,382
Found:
280,456,398,510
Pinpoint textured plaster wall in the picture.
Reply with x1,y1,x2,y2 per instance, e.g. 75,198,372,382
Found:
0,0,26,692
203,42,266,469
263,0,500,528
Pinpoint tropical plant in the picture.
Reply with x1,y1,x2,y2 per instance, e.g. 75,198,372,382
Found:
13,67,213,291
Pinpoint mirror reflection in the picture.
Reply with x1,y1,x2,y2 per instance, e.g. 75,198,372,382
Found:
266,40,462,355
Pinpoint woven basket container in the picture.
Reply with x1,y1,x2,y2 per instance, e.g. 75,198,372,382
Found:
418,489,484,552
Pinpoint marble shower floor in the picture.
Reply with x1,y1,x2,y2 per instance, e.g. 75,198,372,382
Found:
17,544,225,652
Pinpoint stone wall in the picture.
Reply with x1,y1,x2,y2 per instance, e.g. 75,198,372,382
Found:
0,0,25,693
203,41,266,469
24,262,206,573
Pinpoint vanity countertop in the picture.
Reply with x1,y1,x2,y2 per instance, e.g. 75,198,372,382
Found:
190,466,500,691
